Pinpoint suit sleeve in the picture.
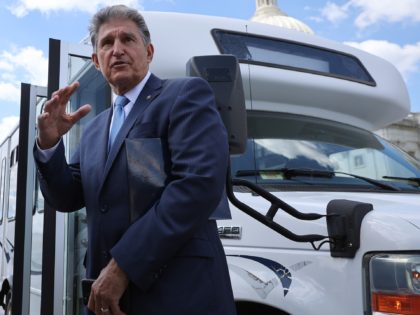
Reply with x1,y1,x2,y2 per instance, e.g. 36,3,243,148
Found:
34,140,85,212
110,77,229,290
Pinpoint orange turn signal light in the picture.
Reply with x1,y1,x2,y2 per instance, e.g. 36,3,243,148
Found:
372,293,420,315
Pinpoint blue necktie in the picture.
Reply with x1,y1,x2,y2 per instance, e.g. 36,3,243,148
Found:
109,95,130,151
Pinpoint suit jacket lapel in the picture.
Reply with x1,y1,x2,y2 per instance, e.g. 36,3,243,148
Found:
100,74,163,191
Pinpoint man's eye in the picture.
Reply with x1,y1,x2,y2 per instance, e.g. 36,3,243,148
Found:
100,40,113,49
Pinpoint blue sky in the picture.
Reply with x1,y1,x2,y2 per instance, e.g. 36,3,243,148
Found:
1,0,420,142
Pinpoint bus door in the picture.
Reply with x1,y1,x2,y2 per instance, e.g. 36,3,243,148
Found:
11,84,47,315
0,130,10,295
40,39,110,315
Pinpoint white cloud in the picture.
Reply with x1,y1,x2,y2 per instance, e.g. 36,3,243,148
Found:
0,60,14,72
9,0,143,17
320,0,420,28
309,16,323,23
321,2,349,23
1,47,48,86
0,116,19,144
0,46,48,104
0,83,21,104
349,0,420,28
344,40,420,80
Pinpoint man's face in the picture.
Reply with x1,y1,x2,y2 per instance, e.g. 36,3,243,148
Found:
92,17,154,95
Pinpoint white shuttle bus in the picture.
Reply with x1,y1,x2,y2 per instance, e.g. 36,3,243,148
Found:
1,12,420,315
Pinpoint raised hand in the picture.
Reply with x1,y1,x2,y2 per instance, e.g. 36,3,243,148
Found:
37,82,92,149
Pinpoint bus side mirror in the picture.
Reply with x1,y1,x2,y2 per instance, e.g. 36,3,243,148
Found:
186,55,247,155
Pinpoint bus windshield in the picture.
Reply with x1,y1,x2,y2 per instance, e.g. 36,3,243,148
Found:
231,111,420,192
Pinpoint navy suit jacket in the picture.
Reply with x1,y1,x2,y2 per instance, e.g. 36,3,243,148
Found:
35,74,236,314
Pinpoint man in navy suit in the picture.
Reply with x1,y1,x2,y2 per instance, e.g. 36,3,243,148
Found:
35,5,236,315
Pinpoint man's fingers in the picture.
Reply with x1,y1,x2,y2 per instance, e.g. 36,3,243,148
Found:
44,82,80,113
87,283,108,315
87,261,128,315
66,81,80,93
69,104,92,123
59,81,80,100
42,95,59,113
87,289,96,313
37,111,49,122
110,302,125,315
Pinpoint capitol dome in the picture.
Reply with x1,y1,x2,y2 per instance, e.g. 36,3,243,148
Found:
251,0,314,34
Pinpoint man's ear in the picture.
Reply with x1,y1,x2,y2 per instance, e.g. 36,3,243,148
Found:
92,53,100,70
146,44,154,64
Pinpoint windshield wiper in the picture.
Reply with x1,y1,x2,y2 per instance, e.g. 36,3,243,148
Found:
235,169,334,178
383,176,420,185
235,168,400,191
334,171,400,191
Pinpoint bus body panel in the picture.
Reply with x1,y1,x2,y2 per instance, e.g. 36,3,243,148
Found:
144,12,410,131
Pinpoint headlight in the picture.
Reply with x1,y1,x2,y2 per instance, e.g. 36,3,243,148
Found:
364,254,420,315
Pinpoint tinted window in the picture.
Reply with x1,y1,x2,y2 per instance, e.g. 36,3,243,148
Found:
212,29,375,86
8,147,18,219
0,158,6,224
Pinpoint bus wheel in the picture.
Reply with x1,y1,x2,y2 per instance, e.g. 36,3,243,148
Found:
0,281,10,311
4,291,11,315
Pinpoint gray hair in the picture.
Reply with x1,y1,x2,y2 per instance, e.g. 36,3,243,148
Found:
89,5,151,51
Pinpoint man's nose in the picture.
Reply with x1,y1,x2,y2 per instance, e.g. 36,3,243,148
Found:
112,40,124,55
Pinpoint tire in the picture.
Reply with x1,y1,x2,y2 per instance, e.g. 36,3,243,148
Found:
4,291,11,315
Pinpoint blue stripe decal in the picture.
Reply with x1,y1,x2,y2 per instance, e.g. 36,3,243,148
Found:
228,255,292,296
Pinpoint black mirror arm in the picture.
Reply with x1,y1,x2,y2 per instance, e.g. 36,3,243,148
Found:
226,167,329,244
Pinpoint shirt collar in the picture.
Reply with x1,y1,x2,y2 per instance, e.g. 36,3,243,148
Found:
112,71,152,106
